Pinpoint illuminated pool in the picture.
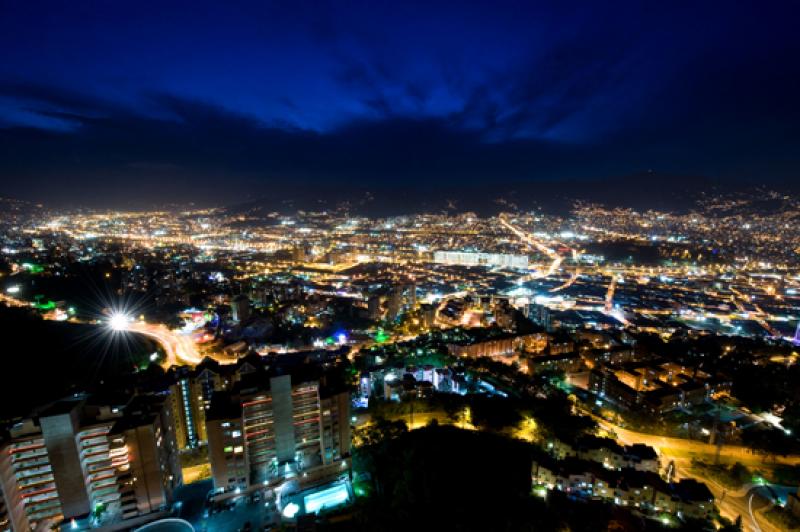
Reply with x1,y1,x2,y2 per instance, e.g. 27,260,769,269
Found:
303,483,350,514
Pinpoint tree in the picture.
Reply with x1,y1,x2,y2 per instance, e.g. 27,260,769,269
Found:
468,395,522,431
718,515,743,532
440,394,464,424
354,417,408,447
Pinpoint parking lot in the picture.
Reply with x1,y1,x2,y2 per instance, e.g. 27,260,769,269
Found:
174,480,280,532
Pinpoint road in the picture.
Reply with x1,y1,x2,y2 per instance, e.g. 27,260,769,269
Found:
498,214,583,290
604,274,617,312
127,321,205,367
498,215,563,280
1,290,211,368
730,286,782,338
0,292,32,308
499,215,559,260
687,468,781,532
551,265,581,292
600,420,800,467
598,419,796,531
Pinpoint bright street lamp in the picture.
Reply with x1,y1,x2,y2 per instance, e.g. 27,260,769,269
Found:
109,312,131,331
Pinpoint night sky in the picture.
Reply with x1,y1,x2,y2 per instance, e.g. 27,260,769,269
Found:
0,1,798,208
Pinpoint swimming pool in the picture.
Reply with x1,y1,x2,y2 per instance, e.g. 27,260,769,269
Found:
303,482,350,514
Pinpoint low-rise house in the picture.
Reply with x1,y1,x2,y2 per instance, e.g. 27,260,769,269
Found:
531,454,714,522
549,436,660,473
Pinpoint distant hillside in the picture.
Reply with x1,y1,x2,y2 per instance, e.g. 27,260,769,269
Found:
223,173,798,216
0,196,43,217
6,174,796,217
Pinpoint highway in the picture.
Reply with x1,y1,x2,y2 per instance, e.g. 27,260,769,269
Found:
499,214,583,290
0,292,31,308
499,215,563,280
126,321,205,367
499,215,559,260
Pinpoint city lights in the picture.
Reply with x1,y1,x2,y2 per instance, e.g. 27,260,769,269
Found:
1,3,797,531
282,502,300,519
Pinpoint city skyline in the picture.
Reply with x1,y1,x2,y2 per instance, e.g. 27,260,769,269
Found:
1,200,798,531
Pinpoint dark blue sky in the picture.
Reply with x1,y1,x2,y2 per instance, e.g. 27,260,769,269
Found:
0,1,798,207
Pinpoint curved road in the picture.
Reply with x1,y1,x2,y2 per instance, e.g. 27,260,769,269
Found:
127,321,205,367
598,418,796,531
601,419,800,467
1,292,208,367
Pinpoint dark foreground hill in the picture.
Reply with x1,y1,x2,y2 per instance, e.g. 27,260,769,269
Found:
0,305,160,419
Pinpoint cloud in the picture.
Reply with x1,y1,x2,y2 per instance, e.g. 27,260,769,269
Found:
0,1,798,207
0,72,797,210
0,85,584,204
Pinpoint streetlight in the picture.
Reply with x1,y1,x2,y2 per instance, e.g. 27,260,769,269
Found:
109,312,131,331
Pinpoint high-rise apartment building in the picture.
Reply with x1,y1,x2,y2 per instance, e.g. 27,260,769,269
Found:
0,397,125,532
230,294,251,322
206,371,350,493
386,289,403,322
109,395,182,520
0,489,9,532
367,295,382,321
0,393,181,532
170,375,206,449
167,358,249,450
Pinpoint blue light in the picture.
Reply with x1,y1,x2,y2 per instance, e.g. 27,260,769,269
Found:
303,483,350,514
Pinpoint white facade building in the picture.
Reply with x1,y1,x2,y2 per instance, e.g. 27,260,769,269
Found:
433,251,528,269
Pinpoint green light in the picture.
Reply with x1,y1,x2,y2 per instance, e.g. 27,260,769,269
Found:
21,263,44,274
375,328,389,343
35,300,56,310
